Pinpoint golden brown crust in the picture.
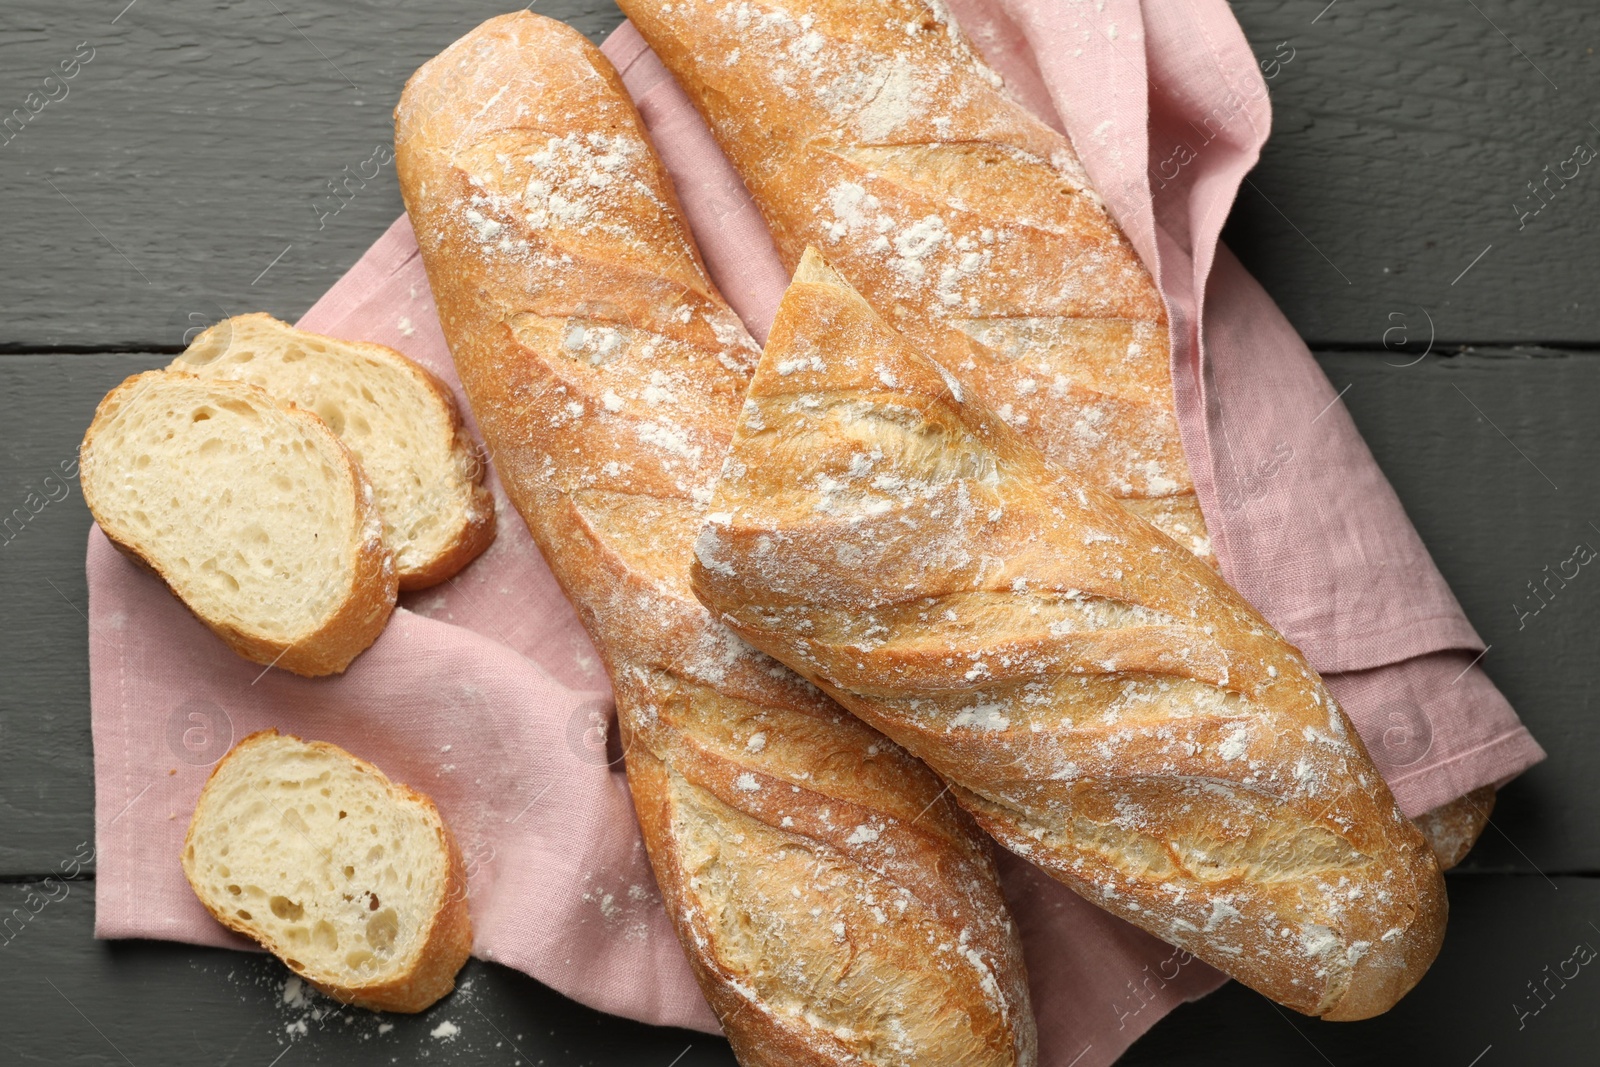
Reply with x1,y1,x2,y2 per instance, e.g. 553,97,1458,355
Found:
180,730,472,1013
396,13,1034,1064
385,372,497,592
691,250,1447,1021
625,0,1505,868
618,0,1210,561
80,371,398,677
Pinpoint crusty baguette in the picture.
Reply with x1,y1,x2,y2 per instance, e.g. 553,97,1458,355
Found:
80,371,397,676
691,249,1447,1021
182,730,471,1013
171,314,495,590
618,0,1210,561
623,0,1492,871
395,14,1035,1065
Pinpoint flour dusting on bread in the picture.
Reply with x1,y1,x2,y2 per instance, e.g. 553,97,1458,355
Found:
397,13,1037,1064
623,0,1208,559
691,248,1446,1021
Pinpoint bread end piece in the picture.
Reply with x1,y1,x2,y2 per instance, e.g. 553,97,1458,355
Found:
1413,786,1495,872
182,730,472,1013
1320,829,1448,1021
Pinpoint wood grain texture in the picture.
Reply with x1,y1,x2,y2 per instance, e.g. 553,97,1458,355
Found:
1223,0,1600,344
0,0,625,350
1,1,1597,1064
1,876,1592,1066
0,887,735,1066
0,1,1596,345
0,352,167,874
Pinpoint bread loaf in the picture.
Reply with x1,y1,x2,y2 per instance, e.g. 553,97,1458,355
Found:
691,249,1447,1021
622,0,1489,869
182,730,471,1013
618,0,1209,561
171,314,495,591
395,14,1035,1064
80,371,397,676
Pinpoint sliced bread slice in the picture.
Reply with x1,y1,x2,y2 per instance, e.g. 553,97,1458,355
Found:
182,730,472,1013
171,314,496,590
80,370,397,676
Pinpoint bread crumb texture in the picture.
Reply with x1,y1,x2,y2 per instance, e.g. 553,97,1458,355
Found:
183,731,469,1013
172,314,494,590
79,371,397,675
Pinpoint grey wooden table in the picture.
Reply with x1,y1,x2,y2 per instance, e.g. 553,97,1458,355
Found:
2,1,1597,1064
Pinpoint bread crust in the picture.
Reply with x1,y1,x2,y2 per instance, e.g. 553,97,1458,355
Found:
618,0,1210,561
1414,786,1495,871
396,13,1034,1064
626,0,1492,870
627,0,1510,870
691,250,1447,1022
181,729,472,1013
170,313,496,591
403,419,497,591
80,371,397,676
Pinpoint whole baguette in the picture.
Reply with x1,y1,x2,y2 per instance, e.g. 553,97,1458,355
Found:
618,0,1209,560
622,0,1488,871
395,14,1035,1065
691,249,1447,1021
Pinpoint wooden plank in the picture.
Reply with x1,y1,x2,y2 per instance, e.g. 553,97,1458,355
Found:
0,352,166,875
1,349,1592,878
2,4,1595,1064
0,887,735,1066
1319,349,1600,876
0,1,1597,347
1225,0,1600,344
0,0,625,350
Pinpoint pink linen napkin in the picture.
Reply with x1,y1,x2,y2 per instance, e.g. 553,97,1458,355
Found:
89,2,1544,1064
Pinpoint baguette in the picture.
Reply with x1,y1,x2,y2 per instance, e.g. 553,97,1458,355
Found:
618,0,1210,561
171,313,495,590
182,730,471,1013
395,14,1035,1064
690,249,1447,1021
80,371,396,676
622,0,1488,870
